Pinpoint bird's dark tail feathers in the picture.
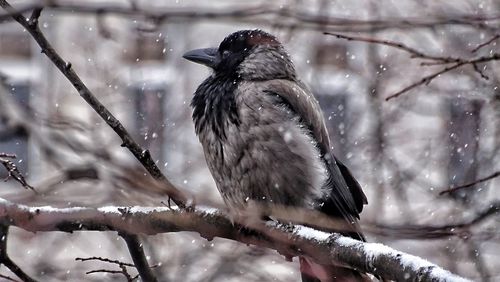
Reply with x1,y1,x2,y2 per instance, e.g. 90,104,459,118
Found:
300,256,372,282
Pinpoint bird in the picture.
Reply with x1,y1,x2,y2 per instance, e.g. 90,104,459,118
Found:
183,29,370,282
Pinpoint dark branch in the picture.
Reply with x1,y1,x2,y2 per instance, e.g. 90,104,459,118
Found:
75,257,135,267
471,34,500,53
324,32,461,63
439,171,500,195
76,257,139,282
324,32,500,101
0,225,38,282
0,154,34,191
119,233,158,282
85,269,136,281
0,0,188,208
0,274,21,282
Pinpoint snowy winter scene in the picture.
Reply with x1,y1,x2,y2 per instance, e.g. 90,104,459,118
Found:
0,0,498,281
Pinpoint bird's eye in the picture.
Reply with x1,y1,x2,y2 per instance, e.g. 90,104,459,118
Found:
222,50,231,59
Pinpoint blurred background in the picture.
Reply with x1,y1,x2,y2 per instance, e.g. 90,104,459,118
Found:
0,0,499,281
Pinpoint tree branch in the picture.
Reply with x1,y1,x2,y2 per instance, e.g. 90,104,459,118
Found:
76,256,143,281
439,171,500,195
324,32,500,101
0,2,183,281
0,154,34,191
0,198,470,281
119,233,158,282
471,34,500,53
0,225,38,282
0,0,188,208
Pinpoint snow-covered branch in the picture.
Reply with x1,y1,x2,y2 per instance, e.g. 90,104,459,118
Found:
0,198,469,281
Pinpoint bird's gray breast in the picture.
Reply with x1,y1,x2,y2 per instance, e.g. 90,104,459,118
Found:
196,81,328,211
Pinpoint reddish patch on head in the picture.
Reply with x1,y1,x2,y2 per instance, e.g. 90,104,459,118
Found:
246,32,280,47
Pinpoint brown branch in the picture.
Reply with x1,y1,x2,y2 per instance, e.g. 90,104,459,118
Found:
0,274,21,282
0,154,34,191
439,171,500,195
324,32,461,63
0,3,181,281
0,0,188,208
324,32,500,101
85,268,136,281
0,225,38,282
75,257,135,267
119,233,158,282
472,34,500,53
385,53,500,100
472,63,489,80
76,257,139,282
0,199,470,281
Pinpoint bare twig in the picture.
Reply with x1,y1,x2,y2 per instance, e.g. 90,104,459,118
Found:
472,63,489,80
0,1,499,32
0,199,471,282
86,268,136,281
76,257,139,282
0,154,34,191
472,34,500,53
439,171,500,195
0,225,38,282
324,32,461,63
0,0,188,208
75,257,135,267
325,32,500,100
0,274,21,282
384,53,499,100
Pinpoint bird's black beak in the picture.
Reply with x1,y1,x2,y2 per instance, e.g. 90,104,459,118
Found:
182,48,220,68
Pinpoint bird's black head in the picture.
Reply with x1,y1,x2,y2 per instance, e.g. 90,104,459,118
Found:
183,29,296,80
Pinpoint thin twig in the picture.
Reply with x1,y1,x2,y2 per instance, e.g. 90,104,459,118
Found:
75,257,135,267
472,63,489,80
0,155,34,191
0,225,38,282
324,32,500,101
439,171,500,195
472,34,500,53
75,256,156,281
324,32,461,63
0,274,21,282
385,53,500,100
85,269,137,281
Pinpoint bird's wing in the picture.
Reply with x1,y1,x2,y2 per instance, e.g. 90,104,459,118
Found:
262,79,367,225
